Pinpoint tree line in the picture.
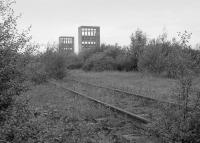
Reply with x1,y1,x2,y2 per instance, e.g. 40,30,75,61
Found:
62,30,199,79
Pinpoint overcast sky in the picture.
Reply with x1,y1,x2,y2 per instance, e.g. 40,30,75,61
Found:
14,0,200,52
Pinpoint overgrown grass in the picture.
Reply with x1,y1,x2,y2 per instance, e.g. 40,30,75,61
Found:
23,83,113,142
27,83,110,118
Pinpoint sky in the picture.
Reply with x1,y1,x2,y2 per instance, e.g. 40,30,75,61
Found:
14,0,200,52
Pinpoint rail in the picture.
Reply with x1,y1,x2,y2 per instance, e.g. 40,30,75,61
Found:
51,80,151,124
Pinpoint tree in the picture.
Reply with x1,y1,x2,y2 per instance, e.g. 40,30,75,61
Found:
0,0,32,142
130,29,147,70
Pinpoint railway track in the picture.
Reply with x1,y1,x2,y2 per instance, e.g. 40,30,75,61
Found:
66,78,178,106
50,80,157,143
51,80,150,124
59,78,178,121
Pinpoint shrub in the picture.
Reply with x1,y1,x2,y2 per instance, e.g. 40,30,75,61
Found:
164,47,190,78
185,48,200,74
163,32,193,78
0,98,35,142
66,53,83,69
29,63,48,84
79,48,100,63
138,44,166,74
139,45,190,78
82,52,117,71
103,45,122,59
102,45,138,71
115,53,135,71
138,32,193,78
41,48,67,79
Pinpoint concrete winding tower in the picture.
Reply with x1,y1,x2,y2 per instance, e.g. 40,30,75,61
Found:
78,26,100,52
59,36,74,53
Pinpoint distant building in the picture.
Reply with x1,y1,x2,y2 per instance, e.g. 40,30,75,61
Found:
78,26,100,52
59,36,74,53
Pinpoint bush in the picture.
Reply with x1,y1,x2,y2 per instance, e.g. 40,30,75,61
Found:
185,48,200,74
115,53,134,71
80,44,139,72
102,45,122,59
79,48,100,63
164,47,191,78
82,52,117,71
41,48,67,79
65,53,83,69
138,33,193,78
138,44,166,74
29,63,48,84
